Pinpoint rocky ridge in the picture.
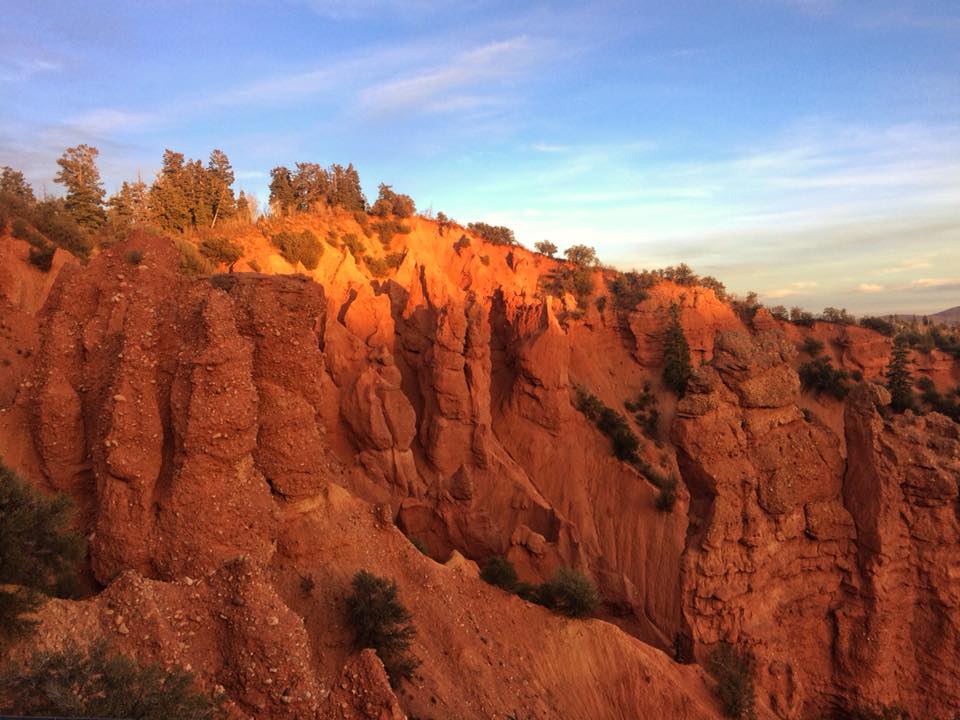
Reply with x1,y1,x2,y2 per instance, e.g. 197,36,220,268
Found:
0,214,958,719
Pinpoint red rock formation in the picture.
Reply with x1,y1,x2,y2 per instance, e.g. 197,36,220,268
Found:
1,216,958,718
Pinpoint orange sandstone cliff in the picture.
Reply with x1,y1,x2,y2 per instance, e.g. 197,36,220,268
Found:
0,213,958,719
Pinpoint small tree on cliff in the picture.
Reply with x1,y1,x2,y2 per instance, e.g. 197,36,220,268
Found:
345,570,420,687
54,144,106,230
662,304,692,396
535,240,558,257
0,462,85,646
886,336,915,413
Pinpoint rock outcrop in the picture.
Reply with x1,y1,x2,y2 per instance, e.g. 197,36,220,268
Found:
1,216,958,719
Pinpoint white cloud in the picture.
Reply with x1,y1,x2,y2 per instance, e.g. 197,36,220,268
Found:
856,283,884,293
356,36,544,116
907,277,960,289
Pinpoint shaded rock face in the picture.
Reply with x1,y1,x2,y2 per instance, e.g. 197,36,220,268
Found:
675,331,960,719
838,384,960,716
28,239,330,583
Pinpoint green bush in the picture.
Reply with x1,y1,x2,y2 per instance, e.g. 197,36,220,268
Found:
345,570,420,687
342,232,365,258
0,641,218,719
799,357,850,400
480,556,518,592
364,252,404,277
31,199,93,260
271,229,322,269
28,243,55,272
199,237,243,266
800,337,825,356
574,387,639,462
0,462,85,646
534,568,599,618
607,271,652,310
176,238,215,276
707,643,756,719
624,383,659,440
790,307,816,326
467,221,516,246
859,316,895,337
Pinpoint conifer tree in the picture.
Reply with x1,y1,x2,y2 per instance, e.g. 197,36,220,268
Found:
207,149,236,227
107,180,149,226
886,336,915,413
185,159,212,228
54,145,106,230
293,162,329,211
150,150,191,231
269,166,295,216
662,304,693,396
0,166,35,204
236,191,253,221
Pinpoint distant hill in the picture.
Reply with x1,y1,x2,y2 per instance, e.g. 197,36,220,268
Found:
932,306,960,324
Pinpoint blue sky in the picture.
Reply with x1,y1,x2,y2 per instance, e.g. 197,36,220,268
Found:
2,0,958,314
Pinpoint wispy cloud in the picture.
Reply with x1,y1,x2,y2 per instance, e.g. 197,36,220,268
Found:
0,56,61,83
856,283,884,293
65,108,155,136
905,277,960,290
765,281,819,299
356,36,546,116
879,258,932,274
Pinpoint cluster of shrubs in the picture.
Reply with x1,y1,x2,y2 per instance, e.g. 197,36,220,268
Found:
799,357,851,400
2,642,219,719
0,461,218,718
198,236,243,267
917,377,960,422
624,383,660,441
341,232,365,258
479,557,599,618
271,228,322,269
707,643,756,719
4,190,93,270
607,270,656,310
467,221,517,246
364,252,405,277
574,387,678,510
370,183,415,218
372,218,412,247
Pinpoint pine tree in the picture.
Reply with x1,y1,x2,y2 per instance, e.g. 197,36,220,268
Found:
0,166,35,204
185,159,212,228
107,180,149,226
54,145,106,230
662,304,692,396
292,162,329,211
236,191,253,221
150,150,191,232
886,336,915,413
207,149,235,227
269,166,295,216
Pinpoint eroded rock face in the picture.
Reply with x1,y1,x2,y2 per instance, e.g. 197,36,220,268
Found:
675,330,960,719
675,330,852,718
837,384,960,717
3,222,960,719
